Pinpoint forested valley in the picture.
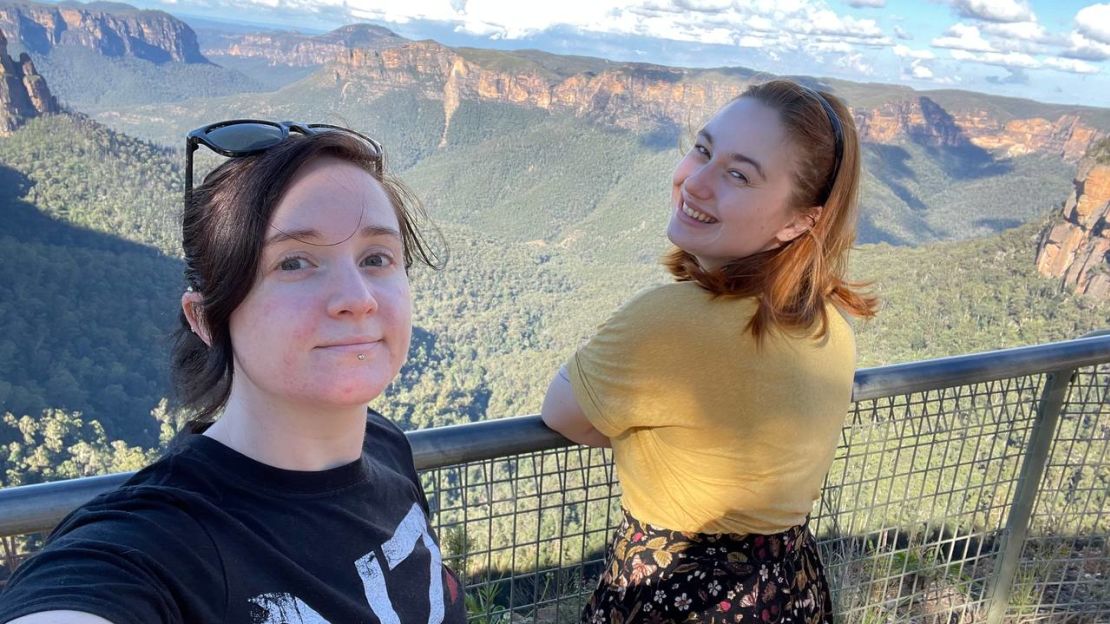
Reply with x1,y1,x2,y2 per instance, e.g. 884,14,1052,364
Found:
1,7,1107,497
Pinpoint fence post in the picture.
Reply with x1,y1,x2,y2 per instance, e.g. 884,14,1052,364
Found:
984,367,1076,624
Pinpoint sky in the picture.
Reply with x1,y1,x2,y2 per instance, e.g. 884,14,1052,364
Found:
136,0,1110,107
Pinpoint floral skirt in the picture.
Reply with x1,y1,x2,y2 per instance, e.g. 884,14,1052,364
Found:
581,508,833,623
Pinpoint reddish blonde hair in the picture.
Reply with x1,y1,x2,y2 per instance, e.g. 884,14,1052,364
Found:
663,79,877,339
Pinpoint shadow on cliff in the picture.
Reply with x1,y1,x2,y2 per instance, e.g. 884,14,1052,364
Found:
922,142,1013,181
1,164,468,442
0,163,182,445
911,98,1013,181
638,120,682,152
866,144,929,214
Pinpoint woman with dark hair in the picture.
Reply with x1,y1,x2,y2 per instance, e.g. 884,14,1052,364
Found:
542,80,877,622
0,123,466,623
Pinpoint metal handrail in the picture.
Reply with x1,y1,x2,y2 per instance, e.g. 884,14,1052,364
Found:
1,333,1108,538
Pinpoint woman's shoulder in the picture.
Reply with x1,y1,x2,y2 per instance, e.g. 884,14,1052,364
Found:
363,408,421,483
617,281,750,319
0,454,225,624
55,449,218,538
625,281,705,305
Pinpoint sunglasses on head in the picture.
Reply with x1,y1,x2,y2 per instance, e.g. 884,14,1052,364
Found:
184,119,385,200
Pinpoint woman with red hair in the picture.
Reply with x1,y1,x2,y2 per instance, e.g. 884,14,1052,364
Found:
543,79,877,623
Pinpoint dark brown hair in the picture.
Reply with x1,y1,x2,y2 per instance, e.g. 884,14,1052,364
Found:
172,130,442,433
663,79,877,339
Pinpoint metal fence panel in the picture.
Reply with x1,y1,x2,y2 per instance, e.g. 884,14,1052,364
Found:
411,367,1108,622
0,353,1107,623
1004,364,1109,622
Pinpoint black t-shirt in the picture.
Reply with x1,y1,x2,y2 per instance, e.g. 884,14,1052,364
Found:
0,410,466,623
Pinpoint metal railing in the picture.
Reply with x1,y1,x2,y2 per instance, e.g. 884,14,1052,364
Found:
1,334,1108,622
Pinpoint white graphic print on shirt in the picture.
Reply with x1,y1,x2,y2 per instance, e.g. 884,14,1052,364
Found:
249,503,447,624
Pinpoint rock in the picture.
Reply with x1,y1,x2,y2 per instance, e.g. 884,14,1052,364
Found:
1036,160,1110,298
0,27,58,135
0,0,207,64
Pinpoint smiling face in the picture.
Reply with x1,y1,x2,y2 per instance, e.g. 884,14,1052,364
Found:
667,97,811,271
226,156,412,412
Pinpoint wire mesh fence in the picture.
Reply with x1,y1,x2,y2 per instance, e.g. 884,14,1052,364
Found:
0,353,1106,623
417,364,1108,623
1005,366,1109,622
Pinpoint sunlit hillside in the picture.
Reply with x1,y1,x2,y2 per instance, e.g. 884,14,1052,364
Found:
0,3,1106,452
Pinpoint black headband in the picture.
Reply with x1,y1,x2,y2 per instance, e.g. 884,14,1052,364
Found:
804,87,844,206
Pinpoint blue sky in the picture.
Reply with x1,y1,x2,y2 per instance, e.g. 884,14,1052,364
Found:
137,0,1109,107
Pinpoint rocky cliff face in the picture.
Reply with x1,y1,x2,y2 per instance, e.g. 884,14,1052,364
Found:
0,0,206,64
204,24,406,66
333,41,748,141
957,113,1098,161
326,41,1104,158
0,28,58,135
1036,159,1110,298
854,101,1099,159
854,98,982,148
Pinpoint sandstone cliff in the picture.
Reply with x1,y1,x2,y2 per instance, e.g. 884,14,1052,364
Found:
1036,156,1110,298
324,40,1104,159
0,28,58,135
204,24,406,67
0,0,207,64
332,40,751,142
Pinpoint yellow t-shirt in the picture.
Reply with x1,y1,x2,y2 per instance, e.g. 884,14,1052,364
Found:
567,281,856,535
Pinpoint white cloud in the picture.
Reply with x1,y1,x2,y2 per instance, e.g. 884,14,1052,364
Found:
342,0,894,55
932,23,996,52
980,20,1052,43
1063,32,1110,61
893,44,936,59
946,48,1099,74
951,0,1034,23
783,8,886,40
673,0,735,10
347,0,629,38
1044,56,1100,74
181,0,1109,91
346,0,455,24
746,15,775,33
738,35,770,48
1075,4,1110,44
977,20,1060,54
810,40,856,53
835,51,874,74
950,48,1039,69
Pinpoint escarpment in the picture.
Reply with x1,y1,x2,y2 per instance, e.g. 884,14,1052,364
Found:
319,40,1105,159
0,0,207,63
203,24,406,67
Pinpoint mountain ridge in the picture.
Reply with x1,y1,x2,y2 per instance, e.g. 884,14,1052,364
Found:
201,23,407,67
304,38,1106,161
0,0,207,64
